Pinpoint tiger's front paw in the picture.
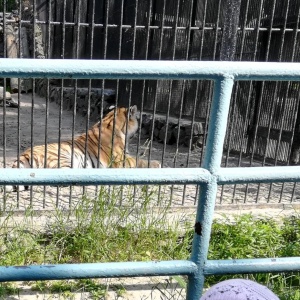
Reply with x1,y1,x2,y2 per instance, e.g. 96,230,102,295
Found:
149,160,161,168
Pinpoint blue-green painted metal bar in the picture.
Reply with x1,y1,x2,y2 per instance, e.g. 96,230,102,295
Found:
204,258,300,275
0,59,300,81
0,168,211,185
187,77,234,300
217,166,300,184
0,260,197,282
1,167,300,186
202,77,235,174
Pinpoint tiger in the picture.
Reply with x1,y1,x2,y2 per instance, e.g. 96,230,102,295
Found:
11,105,160,190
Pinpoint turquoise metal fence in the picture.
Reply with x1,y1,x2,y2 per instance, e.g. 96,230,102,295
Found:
1,59,300,299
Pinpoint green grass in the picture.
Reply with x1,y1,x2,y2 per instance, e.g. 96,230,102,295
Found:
0,187,300,299
31,279,107,299
207,214,300,300
0,283,19,298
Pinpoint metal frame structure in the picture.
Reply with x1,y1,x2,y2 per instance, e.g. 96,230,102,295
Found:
0,59,300,299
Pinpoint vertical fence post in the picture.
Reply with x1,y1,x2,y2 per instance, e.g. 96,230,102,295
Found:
186,76,234,300
220,0,241,61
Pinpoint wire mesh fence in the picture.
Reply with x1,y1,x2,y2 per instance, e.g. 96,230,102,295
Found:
0,0,300,210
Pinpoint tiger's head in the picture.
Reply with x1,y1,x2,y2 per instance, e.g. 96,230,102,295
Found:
103,105,139,139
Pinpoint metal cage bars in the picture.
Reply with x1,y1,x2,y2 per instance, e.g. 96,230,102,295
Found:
1,59,300,300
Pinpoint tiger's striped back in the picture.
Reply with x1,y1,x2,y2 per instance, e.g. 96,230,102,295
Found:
12,105,160,170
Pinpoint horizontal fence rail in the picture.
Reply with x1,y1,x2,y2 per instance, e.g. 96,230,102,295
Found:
2,166,300,186
0,59,300,81
205,258,300,275
216,166,300,184
0,168,211,186
0,59,300,300
0,261,198,282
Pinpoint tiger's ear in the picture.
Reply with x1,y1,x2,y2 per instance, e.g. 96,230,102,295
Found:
129,105,137,118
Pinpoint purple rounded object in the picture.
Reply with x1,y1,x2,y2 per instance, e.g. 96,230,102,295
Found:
200,279,279,300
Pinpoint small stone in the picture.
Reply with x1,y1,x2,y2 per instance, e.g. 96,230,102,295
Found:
191,136,204,150
4,98,18,108
0,87,11,100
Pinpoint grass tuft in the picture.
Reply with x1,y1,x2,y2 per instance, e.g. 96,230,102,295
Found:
207,214,300,300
